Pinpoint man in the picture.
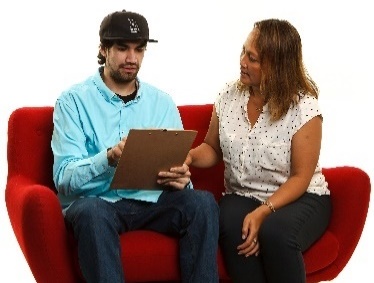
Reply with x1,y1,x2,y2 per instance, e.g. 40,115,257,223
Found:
51,9,219,283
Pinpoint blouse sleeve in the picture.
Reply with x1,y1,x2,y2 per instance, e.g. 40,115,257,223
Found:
293,95,322,135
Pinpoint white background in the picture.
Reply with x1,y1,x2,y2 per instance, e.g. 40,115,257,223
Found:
1,0,372,282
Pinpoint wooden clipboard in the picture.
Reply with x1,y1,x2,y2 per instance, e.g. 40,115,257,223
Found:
110,129,197,190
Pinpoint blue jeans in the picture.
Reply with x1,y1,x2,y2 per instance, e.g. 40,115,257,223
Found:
65,189,219,283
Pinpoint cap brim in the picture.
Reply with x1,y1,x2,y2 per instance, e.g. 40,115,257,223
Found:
101,36,158,43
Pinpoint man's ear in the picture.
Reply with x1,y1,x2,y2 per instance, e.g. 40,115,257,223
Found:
99,46,107,58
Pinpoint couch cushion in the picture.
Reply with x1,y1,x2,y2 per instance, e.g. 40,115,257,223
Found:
304,231,339,274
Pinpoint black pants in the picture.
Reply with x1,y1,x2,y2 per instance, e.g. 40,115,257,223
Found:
219,193,331,283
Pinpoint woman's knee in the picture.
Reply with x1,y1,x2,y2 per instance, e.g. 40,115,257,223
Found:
258,216,296,256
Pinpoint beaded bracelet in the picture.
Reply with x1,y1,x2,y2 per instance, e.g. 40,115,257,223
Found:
263,200,276,213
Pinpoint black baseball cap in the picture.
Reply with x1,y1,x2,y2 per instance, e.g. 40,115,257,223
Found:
99,10,158,43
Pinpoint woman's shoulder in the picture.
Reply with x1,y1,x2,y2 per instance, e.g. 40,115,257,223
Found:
296,93,320,111
297,92,318,103
220,80,238,92
217,80,246,100
291,93,321,125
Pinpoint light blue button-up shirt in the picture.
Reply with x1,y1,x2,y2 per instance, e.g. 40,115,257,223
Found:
51,67,186,209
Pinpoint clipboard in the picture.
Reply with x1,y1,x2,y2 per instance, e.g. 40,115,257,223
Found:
110,129,197,190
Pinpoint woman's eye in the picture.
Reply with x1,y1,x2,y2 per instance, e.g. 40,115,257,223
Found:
249,56,258,62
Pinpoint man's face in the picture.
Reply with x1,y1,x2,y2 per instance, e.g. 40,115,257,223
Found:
102,41,147,84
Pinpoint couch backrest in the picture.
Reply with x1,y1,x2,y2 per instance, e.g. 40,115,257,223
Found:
7,107,56,190
6,105,372,204
7,105,225,200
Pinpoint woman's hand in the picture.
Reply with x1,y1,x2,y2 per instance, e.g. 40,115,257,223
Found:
157,163,191,190
237,208,267,257
184,153,192,166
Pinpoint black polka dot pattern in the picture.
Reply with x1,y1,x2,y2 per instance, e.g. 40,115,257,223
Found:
215,81,330,201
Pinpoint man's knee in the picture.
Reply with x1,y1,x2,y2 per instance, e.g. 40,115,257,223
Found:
66,198,111,224
193,190,218,214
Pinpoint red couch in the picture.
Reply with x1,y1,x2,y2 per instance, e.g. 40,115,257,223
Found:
5,105,371,283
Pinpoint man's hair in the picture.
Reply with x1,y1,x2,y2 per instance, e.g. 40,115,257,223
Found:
97,39,148,65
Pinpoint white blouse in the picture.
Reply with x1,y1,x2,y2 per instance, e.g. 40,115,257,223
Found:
215,81,330,202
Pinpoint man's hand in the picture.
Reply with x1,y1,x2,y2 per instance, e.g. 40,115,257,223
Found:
157,163,191,190
107,137,127,167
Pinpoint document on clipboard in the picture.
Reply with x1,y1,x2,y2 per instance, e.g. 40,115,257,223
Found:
110,129,197,190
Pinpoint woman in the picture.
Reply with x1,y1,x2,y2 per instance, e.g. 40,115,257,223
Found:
186,19,331,283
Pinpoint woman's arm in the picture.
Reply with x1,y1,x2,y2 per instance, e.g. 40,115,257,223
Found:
186,106,223,168
264,115,323,211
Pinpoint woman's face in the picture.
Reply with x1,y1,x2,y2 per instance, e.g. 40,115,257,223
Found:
239,29,262,90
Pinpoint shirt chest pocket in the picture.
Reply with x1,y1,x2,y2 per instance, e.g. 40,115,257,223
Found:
255,141,290,173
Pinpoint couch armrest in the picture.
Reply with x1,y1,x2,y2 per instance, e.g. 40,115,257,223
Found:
5,175,80,283
322,166,371,274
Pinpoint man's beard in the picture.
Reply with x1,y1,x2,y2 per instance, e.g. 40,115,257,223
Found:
109,64,138,84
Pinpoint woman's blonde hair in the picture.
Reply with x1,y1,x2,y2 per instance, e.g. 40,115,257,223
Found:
238,19,318,121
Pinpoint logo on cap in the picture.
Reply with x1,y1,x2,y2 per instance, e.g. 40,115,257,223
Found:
128,18,140,34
